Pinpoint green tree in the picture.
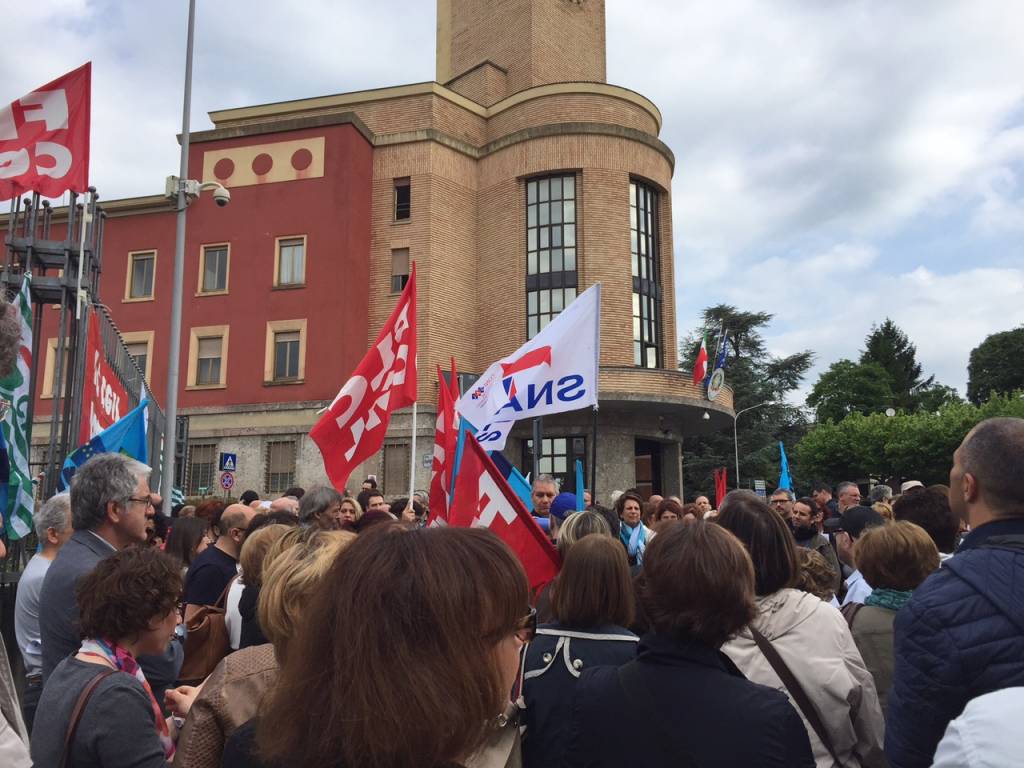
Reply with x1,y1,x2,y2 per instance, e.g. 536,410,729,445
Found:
967,326,1024,405
794,391,1024,485
807,360,896,423
915,382,963,413
860,319,933,410
679,305,813,495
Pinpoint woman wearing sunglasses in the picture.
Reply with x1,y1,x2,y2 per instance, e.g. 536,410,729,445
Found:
249,524,533,768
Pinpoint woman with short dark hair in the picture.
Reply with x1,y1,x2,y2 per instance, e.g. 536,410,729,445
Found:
164,516,212,577
614,490,651,566
717,491,885,768
31,547,182,767
253,525,533,768
563,521,814,767
523,536,638,768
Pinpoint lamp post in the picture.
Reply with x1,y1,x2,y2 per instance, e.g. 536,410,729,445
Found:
733,402,770,489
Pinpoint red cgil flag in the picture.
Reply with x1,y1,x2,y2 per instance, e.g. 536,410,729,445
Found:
428,360,460,523
311,264,417,491
448,431,560,592
714,467,728,509
1,63,91,201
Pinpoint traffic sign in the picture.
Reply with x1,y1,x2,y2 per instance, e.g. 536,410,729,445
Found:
220,471,235,491
219,452,237,472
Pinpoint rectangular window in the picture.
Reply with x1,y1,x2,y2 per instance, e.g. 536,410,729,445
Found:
187,443,217,496
125,342,148,378
273,331,301,381
383,443,410,498
394,178,411,221
631,181,662,368
265,440,297,494
523,436,587,494
196,337,223,386
128,252,155,299
526,174,578,339
391,248,410,293
276,237,305,286
201,245,229,294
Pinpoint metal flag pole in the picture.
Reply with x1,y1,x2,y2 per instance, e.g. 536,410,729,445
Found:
160,0,197,517
407,365,418,503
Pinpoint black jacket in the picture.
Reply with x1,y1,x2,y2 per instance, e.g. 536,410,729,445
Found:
562,632,814,768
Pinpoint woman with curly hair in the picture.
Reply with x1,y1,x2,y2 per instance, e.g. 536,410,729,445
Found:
31,547,182,767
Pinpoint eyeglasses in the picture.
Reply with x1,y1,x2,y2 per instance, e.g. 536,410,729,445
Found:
128,496,155,509
514,607,537,644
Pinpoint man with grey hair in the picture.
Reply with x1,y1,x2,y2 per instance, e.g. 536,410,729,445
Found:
769,488,795,520
38,453,181,703
531,474,559,519
869,484,893,505
14,492,72,731
836,481,862,513
299,485,345,530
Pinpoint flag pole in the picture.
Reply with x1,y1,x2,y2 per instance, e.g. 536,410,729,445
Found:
408,394,418,503
590,282,602,506
590,405,598,505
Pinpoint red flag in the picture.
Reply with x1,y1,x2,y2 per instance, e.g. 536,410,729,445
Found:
449,432,560,592
428,360,460,522
714,467,728,509
1,63,91,201
79,311,130,446
311,264,417,491
691,332,708,386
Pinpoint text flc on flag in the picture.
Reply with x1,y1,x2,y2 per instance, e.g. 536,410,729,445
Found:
456,283,600,451
1,63,91,201
311,264,417,491
448,431,560,592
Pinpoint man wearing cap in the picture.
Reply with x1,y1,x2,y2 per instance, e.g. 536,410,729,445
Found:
900,480,924,494
825,505,885,606
887,418,1024,768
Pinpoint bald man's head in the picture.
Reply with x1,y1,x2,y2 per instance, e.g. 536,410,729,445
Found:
953,417,1024,519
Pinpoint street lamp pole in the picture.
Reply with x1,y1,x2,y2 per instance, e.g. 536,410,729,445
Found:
160,0,197,517
733,401,769,489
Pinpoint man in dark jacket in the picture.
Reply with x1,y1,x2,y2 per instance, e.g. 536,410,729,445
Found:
38,454,182,702
887,417,1024,768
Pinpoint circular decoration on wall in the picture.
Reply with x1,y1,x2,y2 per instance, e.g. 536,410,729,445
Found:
213,158,235,181
251,153,273,176
290,148,313,171
706,368,726,402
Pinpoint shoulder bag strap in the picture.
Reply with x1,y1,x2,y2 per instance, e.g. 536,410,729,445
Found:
840,601,864,629
749,627,842,767
617,663,700,768
59,668,116,768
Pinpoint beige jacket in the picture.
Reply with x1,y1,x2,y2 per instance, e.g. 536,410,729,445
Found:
173,643,278,768
722,589,886,768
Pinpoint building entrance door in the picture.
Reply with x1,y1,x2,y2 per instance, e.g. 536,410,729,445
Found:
634,439,662,500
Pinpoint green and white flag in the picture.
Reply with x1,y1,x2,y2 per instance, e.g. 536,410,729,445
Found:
0,275,35,539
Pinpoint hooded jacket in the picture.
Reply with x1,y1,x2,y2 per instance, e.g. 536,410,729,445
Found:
722,589,886,768
886,517,1024,768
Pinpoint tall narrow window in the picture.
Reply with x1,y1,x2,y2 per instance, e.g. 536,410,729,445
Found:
394,178,411,221
630,181,662,368
526,174,578,339
273,331,301,381
187,443,217,495
265,440,297,494
128,251,155,299
391,248,410,293
125,342,148,378
383,443,410,497
523,436,587,494
196,337,223,385
276,237,305,286
200,245,229,293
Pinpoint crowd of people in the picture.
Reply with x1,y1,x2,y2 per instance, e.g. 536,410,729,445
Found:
1,416,1023,767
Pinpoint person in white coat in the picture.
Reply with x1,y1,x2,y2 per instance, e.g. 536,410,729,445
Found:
717,490,886,768
932,687,1024,768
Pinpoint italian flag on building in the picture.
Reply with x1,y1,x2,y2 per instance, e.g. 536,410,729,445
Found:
0,275,35,539
691,332,708,386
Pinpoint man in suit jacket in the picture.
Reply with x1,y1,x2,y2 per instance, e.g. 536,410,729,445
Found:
38,453,183,702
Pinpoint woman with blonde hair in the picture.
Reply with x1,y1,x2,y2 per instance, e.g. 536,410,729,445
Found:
172,529,353,768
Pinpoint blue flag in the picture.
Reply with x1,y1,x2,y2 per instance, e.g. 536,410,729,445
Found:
59,399,149,491
715,334,730,370
575,459,585,510
778,441,792,491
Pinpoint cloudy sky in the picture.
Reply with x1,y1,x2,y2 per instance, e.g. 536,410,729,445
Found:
5,1,1023,401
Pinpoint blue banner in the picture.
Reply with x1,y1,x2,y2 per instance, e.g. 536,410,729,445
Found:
59,399,149,491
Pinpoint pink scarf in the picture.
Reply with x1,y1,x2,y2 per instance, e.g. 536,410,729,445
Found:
79,638,175,759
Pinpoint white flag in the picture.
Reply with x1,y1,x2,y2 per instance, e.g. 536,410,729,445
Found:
458,283,600,451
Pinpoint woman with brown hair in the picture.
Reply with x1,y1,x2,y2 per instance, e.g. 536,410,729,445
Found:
522,535,638,768
846,521,939,717
563,520,814,767
717,491,885,768
246,525,534,768
31,547,182,767
615,490,652,567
